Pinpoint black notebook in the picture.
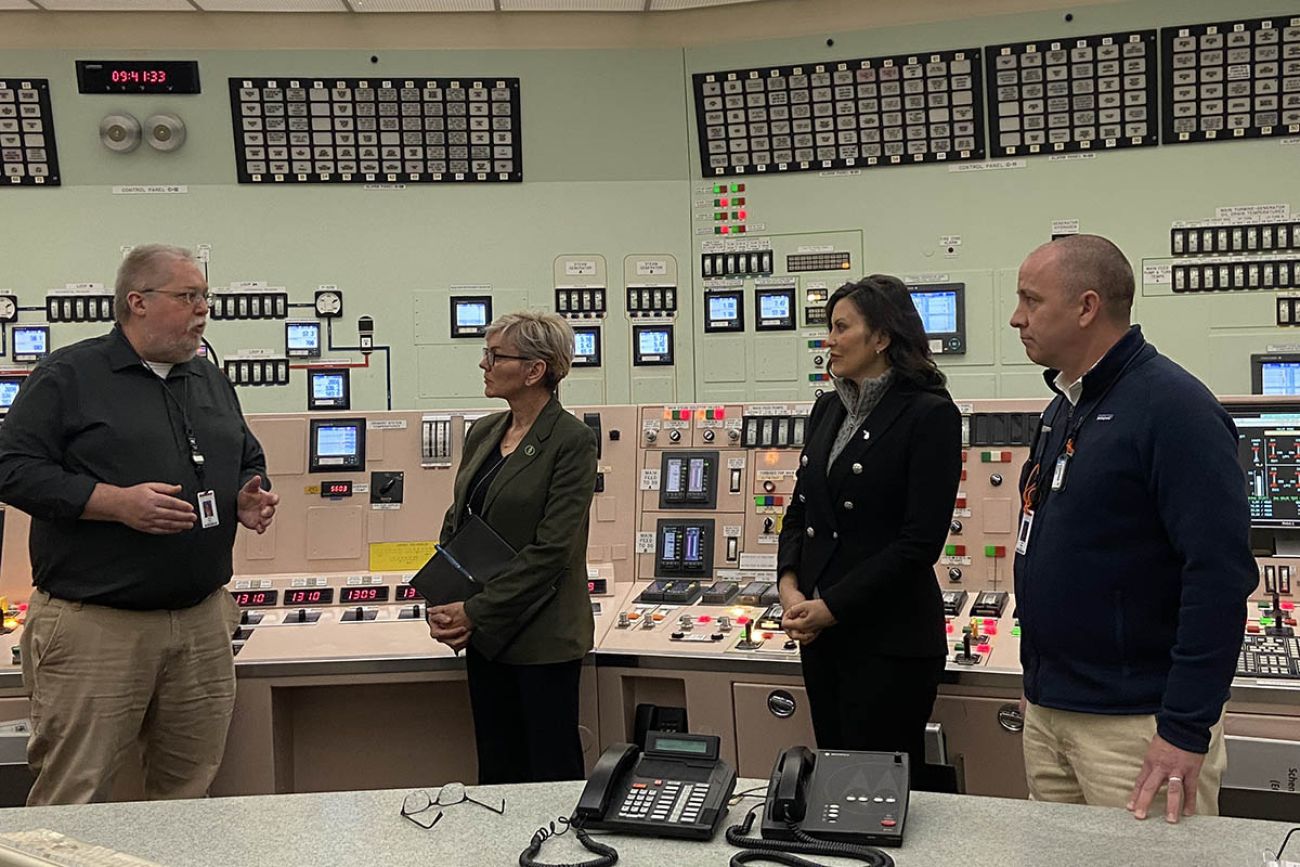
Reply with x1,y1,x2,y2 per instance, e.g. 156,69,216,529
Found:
412,515,554,659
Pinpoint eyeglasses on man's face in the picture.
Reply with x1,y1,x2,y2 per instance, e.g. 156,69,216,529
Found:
141,288,213,307
400,782,506,830
481,346,533,368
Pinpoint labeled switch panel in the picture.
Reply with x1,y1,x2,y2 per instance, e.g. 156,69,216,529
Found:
741,414,809,448
626,286,678,317
211,291,291,320
555,287,607,319
968,412,1040,446
1171,222,1300,256
421,415,452,467
224,357,290,386
701,250,773,279
0,79,61,186
1161,14,1300,145
1173,260,1298,293
787,252,852,273
45,294,114,323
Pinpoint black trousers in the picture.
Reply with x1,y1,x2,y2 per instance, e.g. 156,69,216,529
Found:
799,626,945,783
464,645,585,785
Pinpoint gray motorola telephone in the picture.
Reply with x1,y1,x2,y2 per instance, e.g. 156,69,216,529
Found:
762,746,910,847
572,731,736,840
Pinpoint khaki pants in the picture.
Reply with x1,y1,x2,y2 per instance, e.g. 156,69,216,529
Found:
21,588,240,806
1023,702,1226,815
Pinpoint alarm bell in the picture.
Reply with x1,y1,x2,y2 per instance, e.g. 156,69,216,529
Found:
99,113,141,153
144,113,186,152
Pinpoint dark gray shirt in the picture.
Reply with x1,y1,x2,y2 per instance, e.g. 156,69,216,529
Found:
0,326,267,610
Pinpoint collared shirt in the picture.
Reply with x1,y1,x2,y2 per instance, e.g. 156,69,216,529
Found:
1052,370,1085,406
0,326,267,610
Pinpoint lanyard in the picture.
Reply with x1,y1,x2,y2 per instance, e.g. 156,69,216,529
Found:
153,367,206,487
1022,350,1141,513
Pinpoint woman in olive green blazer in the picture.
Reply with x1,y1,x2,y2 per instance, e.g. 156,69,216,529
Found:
427,310,598,784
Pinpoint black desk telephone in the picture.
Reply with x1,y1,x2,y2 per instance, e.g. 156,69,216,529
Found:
762,746,910,847
573,731,736,840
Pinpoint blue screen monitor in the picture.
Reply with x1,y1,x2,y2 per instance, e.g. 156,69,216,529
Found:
285,321,322,358
12,325,49,363
0,376,21,411
1252,354,1300,396
572,326,601,368
451,296,492,337
907,283,967,354
307,368,351,410
308,417,365,472
704,290,744,333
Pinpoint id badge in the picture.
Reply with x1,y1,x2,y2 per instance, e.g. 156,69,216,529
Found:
197,490,219,529
1016,510,1034,555
1050,453,1070,492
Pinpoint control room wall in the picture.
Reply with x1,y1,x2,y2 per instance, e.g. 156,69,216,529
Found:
0,0,1291,409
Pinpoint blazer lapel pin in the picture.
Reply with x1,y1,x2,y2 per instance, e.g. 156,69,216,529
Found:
524,444,536,456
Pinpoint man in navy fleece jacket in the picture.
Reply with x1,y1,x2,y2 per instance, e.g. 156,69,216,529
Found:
1010,235,1255,824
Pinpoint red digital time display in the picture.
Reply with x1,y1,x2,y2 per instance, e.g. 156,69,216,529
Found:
231,589,279,608
320,480,353,498
75,61,201,95
396,585,422,602
283,588,335,606
340,586,390,604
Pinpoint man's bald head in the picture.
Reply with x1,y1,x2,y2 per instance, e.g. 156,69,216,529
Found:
1025,234,1135,323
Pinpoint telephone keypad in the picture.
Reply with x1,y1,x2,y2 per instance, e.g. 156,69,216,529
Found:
616,778,702,825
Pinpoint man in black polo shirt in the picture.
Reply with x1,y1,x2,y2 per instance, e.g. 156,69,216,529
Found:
0,244,278,805
1010,234,1255,823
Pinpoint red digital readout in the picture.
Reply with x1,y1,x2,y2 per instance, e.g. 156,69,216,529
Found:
111,69,168,84
284,588,334,606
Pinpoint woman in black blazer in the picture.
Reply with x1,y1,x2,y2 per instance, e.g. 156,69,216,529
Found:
779,275,963,783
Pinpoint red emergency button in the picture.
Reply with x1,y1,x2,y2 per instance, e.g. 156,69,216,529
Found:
1247,623,1261,633
880,819,897,828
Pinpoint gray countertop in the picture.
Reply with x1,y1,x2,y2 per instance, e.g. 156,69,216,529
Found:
0,779,1289,867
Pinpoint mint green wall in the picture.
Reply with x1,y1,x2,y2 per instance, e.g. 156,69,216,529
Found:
0,0,1294,410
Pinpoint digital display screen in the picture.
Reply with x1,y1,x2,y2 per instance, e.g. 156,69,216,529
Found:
574,331,597,358
340,586,390,604
661,528,678,561
1231,408,1300,528
397,584,422,602
455,301,488,328
687,458,707,494
911,290,959,334
12,326,48,360
0,378,21,408
709,295,739,321
287,323,319,350
759,293,790,320
684,526,704,565
284,588,335,606
76,60,201,95
312,373,345,400
231,589,279,608
639,329,670,356
317,424,359,458
320,479,353,498
587,578,608,595
665,458,684,494
1261,363,1300,396
653,736,711,755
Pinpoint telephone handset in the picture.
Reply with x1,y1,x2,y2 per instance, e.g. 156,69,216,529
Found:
761,747,910,847
572,731,736,841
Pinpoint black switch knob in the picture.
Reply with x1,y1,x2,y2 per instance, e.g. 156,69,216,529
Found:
990,474,1004,487
354,606,364,621
412,605,421,619
240,611,251,625
297,608,307,623
948,567,963,582
950,520,963,534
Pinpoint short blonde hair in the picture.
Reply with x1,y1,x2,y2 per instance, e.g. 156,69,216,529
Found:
486,310,575,391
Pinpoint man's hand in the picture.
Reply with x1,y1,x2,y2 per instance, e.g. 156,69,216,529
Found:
237,475,280,534
85,482,196,534
782,598,837,645
1127,734,1206,823
427,602,474,652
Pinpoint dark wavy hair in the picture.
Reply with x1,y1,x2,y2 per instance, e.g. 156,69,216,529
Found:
824,274,946,389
